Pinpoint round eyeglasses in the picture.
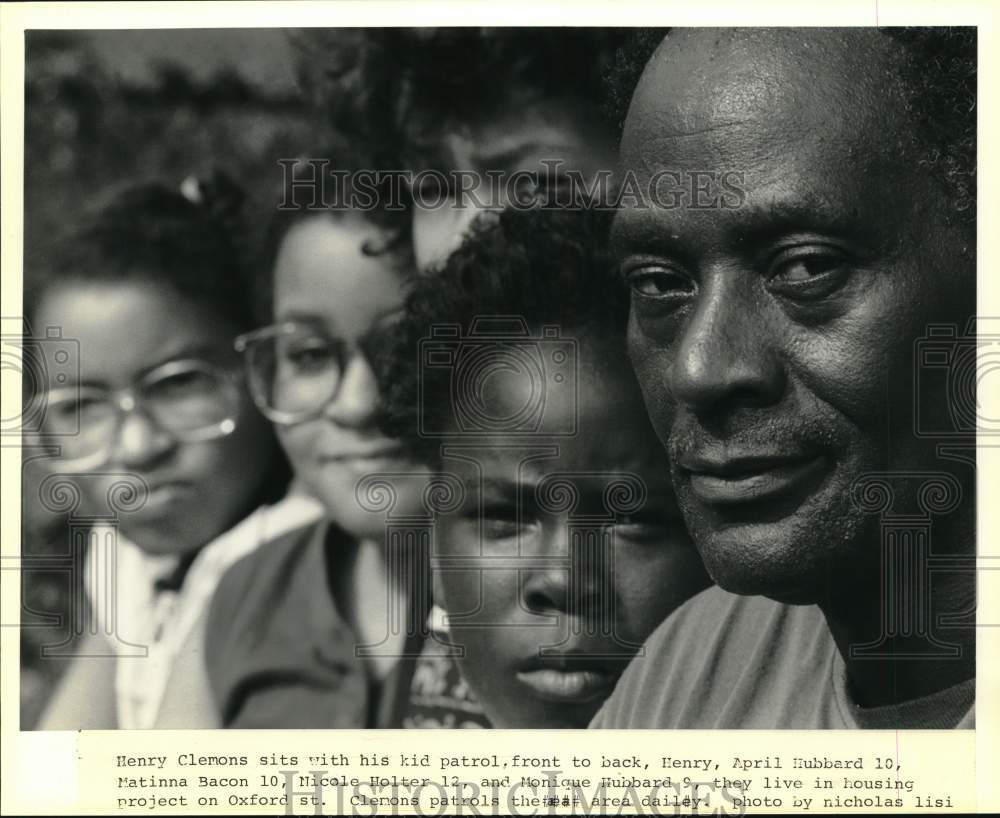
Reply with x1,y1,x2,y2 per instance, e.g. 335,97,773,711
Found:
36,358,242,467
235,321,365,426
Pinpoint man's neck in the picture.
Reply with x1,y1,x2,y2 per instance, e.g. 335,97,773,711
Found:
819,525,976,709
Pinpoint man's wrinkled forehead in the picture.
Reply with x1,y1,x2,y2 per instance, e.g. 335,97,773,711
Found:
621,28,907,174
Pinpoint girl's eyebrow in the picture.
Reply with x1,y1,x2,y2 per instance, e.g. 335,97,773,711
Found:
68,341,226,390
461,477,523,497
274,309,326,325
460,477,548,515
137,341,226,377
471,141,576,169
373,305,406,324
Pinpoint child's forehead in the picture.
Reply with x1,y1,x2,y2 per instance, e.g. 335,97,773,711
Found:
34,278,238,381
438,360,665,481
440,434,669,485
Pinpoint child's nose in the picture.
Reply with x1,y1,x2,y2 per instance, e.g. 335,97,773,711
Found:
520,524,612,619
110,411,175,469
324,351,378,428
522,563,571,615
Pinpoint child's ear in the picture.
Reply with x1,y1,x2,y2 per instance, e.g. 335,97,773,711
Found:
431,561,446,608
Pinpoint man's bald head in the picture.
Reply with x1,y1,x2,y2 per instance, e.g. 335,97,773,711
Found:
609,27,976,225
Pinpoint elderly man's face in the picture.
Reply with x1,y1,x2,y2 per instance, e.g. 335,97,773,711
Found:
614,29,975,604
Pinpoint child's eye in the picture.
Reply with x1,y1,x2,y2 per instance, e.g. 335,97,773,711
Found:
480,505,526,540
282,339,338,373
56,392,109,422
413,173,455,203
611,512,677,544
482,519,524,540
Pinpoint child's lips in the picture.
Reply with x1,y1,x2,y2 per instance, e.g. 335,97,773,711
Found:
137,481,193,514
319,444,410,471
514,652,628,704
514,667,619,703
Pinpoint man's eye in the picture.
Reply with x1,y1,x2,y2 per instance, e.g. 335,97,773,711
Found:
767,247,851,298
774,255,843,281
623,265,694,300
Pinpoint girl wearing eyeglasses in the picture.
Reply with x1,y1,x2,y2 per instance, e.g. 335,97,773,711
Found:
198,158,435,728
30,176,316,730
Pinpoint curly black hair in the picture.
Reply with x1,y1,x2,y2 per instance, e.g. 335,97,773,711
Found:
375,205,627,464
601,27,669,136
881,27,977,222
602,27,977,225
291,29,403,169
27,173,257,330
293,27,629,167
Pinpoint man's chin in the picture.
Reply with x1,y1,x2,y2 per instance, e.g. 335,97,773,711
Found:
693,525,834,606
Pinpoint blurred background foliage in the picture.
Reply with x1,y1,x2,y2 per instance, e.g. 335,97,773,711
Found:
20,29,316,728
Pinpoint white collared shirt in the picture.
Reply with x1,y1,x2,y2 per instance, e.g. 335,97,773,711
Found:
84,492,324,729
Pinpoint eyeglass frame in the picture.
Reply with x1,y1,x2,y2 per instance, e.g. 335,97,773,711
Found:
234,320,374,427
36,357,243,468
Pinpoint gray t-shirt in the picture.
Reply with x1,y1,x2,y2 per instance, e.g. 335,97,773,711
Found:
590,586,974,729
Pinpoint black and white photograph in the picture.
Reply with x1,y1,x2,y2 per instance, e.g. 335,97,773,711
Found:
2,5,996,816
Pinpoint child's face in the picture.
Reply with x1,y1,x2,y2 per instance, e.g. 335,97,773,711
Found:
34,279,277,555
271,214,430,537
410,98,612,271
433,360,711,728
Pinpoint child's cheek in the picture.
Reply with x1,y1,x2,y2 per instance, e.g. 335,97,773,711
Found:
275,423,315,477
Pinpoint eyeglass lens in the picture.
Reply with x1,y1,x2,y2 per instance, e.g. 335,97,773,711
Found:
245,327,344,418
40,362,237,459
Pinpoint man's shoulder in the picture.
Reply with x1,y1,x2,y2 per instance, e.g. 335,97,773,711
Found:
660,583,783,623
633,585,800,673
593,586,830,729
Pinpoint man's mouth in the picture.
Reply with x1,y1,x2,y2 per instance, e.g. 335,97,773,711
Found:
678,452,830,506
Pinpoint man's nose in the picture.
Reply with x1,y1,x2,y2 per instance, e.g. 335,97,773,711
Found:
670,272,786,413
324,351,379,428
110,410,175,469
